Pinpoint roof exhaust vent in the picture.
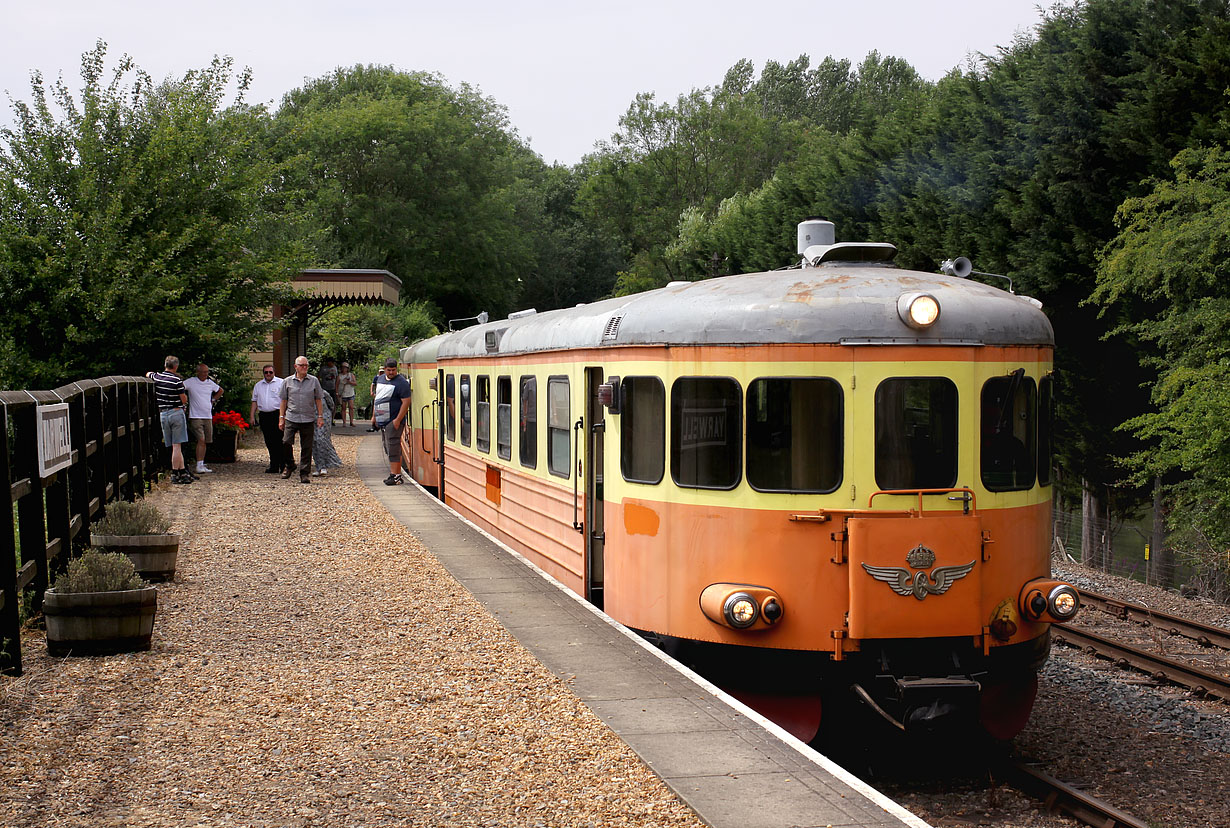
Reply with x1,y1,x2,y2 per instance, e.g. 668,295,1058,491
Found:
797,219,896,267
797,219,835,255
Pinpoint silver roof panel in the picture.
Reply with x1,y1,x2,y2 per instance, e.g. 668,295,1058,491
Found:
436,263,1053,359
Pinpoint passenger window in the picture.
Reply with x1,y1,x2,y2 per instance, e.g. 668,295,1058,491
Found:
476,375,491,453
621,376,664,484
497,376,512,460
875,378,958,490
747,377,842,493
445,374,456,442
981,371,1037,492
547,377,570,477
519,376,537,468
460,375,471,447
671,377,741,490
1038,375,1054,487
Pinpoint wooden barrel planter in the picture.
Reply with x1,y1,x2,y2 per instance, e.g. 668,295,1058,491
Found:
91,534,180,582
44,587,157,656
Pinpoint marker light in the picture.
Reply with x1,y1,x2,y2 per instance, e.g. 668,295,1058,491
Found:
1048,585,1079,620
723,593,759,629
898,292,941,329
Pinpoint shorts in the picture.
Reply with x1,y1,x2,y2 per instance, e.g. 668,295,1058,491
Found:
189,417,214,443
382,419,405,463
160,408,188,447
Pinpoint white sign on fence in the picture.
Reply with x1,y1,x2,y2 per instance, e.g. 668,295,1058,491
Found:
37,403,72,478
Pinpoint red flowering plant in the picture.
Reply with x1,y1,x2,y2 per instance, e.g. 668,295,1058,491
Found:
211,410,250,433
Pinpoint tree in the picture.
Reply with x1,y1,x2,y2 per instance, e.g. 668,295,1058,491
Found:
0,42,306,390
307,301,438,370
1092,146,1230,592
270,65,540,321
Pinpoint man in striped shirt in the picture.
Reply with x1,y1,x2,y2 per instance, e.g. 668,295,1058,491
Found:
147,356,195,484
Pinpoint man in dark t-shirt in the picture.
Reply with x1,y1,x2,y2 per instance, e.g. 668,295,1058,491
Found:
371,357,410,485
146,355,194,484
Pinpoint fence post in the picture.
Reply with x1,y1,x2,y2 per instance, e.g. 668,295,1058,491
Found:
0,404,21,676
12,403,48,614
64,383,91,554
86,382,106,525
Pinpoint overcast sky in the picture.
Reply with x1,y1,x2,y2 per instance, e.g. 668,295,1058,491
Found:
2,0,1058,166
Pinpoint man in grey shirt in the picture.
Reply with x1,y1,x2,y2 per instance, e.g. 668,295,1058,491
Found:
278,356,324,483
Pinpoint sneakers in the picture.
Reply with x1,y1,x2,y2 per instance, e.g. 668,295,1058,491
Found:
171,470,194,484
196,463,213,474
383,473,403,486
314,468,328,476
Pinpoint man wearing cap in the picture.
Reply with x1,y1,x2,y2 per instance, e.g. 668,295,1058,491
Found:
371,357,411,485
278,356,324,484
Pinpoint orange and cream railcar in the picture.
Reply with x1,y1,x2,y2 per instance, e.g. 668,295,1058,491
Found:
404,220,1079,741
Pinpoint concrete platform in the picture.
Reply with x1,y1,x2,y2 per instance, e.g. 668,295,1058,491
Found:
359,437,932,828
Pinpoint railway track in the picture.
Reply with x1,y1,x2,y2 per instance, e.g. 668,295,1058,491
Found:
1002,761,1152,828
1078,587,1230,649
1053,622,1230,701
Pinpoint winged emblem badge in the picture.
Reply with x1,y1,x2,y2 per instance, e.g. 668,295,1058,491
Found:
862,555,976,601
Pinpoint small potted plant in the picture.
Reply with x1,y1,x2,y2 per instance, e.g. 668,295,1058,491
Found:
207,409,249,463
90,500,179,582
44,548,157,656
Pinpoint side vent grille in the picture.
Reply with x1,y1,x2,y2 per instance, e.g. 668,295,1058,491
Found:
603,315,622,342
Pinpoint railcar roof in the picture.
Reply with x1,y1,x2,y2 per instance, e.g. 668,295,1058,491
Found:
433,262,1054,359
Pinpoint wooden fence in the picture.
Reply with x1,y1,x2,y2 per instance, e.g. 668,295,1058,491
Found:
0,377,165,676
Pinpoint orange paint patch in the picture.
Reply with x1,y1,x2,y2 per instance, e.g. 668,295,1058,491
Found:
623,501,660,536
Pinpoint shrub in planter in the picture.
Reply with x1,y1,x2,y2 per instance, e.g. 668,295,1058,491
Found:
91,500,179,582
45,548,157,656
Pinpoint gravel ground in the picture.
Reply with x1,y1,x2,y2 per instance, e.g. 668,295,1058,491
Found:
885,559,1230,828
0,432,705,828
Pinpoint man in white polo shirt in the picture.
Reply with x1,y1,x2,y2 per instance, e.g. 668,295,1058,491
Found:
250,364,287,473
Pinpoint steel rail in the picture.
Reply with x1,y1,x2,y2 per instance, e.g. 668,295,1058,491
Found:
1003,761,1152,828
1053,623,1230,701
1078,587,1230,650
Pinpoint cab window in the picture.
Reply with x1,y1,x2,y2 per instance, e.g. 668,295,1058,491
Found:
747,377,842,493
981,371,1037,492
671,377,741,490
445,374,456,441
1038,375,1054,487
460,375,472,447
547,377,570,477
497,376,512,460
476,375,491,453
519,376,537,468
621,376,664,484
875,378,958,490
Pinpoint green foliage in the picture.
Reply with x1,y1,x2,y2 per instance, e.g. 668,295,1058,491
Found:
270,65,541,320
92,499,172,536
53,548,146,593
0,41,309,391
584,51,932,291
1093,146,1230,557
307,301,438,371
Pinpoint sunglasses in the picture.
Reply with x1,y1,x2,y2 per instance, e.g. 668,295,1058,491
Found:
263,370,274,375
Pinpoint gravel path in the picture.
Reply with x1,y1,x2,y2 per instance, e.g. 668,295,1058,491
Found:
0,432,705,828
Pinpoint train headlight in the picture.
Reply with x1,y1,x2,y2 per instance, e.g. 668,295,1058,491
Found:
898,292,941,329
1048,585,1079,620
723,593,759,629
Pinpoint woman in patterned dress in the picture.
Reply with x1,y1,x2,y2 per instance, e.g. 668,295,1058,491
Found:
313,393,343,475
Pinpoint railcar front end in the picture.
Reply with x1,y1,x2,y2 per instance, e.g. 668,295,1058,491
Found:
406,221,1079,743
